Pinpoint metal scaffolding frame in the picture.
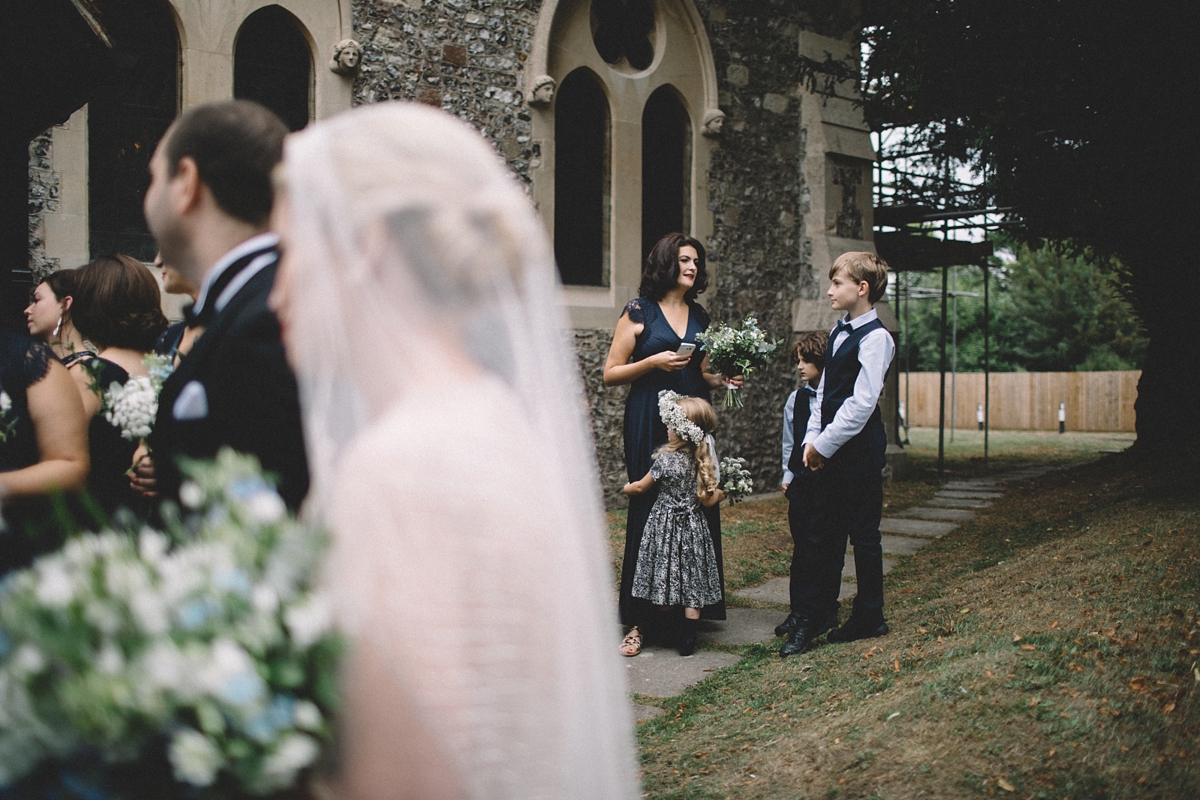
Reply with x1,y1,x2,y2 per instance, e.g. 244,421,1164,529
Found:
872,128,1014,476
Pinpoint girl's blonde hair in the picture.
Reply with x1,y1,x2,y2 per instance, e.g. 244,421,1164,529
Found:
656,396,720,501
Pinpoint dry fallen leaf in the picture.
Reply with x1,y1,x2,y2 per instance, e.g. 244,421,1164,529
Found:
997,777,1015,792
1013,634,1023,642
960,607,971,614
1028,698,1040,707
894,659,901,673
1048,747,1057,758
1163,702,1177,714
1021,644,1037,651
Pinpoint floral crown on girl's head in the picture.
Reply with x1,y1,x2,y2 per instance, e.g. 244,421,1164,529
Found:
658,390,706,446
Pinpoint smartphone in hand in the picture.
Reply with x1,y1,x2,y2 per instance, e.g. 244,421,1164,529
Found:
676,342,697,357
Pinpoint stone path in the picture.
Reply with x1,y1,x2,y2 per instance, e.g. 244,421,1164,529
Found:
627,465,1061,718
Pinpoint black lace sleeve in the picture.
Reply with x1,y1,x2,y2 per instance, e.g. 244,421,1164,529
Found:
0,332,54,389
622,297,651,324
691,301,711,331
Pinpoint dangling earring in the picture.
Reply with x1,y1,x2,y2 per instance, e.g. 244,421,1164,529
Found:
53,316,62,338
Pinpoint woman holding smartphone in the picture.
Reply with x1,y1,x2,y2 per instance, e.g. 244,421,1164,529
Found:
603,232,740,656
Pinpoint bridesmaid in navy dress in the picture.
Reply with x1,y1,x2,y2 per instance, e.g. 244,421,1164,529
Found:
603,233,741,654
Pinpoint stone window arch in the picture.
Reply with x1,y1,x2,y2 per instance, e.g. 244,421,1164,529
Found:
234,5,314,132
554,68,611,288
87,0,180,260
527,0,720,326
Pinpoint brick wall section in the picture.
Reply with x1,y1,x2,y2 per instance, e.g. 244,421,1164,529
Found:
28,130,59,283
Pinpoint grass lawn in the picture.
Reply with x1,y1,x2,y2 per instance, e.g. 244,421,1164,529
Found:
609,432,1199,798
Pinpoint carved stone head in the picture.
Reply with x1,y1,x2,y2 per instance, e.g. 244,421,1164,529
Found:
329,39,363,75
528,75,556,108
702,110,725,138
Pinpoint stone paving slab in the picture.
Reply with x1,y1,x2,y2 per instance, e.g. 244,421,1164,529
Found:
879,535,932,556
879,517,958,538
625,647,741,698
944,480,1002,490
732,576,858,605
937,490,1004,499
699,608,786,646
843,555,896,579
633,704,665,722
928,497,992,508
733,577,790,605
895,506,977,521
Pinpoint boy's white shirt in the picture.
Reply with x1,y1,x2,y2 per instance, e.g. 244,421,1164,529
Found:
781,386,819,485
802,307,896,458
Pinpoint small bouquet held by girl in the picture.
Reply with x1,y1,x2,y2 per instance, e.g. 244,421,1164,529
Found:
622,391,725,657
719,456,754,504
696,315,783,408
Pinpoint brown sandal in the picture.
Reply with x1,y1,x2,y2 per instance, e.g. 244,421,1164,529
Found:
620,626,643,657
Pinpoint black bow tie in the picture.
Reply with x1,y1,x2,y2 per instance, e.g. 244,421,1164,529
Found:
803,385,818,397
182,302,200,327
835,318,854,334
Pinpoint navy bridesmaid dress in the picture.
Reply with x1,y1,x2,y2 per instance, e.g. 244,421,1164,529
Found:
618,297,726,629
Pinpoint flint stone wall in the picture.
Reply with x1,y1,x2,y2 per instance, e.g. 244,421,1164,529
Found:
28,131,60,284
353,0,820,505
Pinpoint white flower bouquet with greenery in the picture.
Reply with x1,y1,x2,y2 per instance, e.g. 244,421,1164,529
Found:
0,449,340,798
695,315,783,408
718,456,753,504
102,353,175,441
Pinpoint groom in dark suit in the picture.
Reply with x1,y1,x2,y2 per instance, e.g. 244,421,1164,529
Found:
133,100,309,509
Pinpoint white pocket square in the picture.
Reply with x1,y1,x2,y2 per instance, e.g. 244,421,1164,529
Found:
173,380,209,420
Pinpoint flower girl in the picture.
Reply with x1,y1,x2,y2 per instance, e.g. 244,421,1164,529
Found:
623,391,725,656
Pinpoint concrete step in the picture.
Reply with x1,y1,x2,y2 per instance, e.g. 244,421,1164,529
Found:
624,647,741,698
843,555,895,579
879,517,958,538
928,497,992,508
879,535,932,556
944,479,1002,490
894,506,977,521
937,489,1004,500
732,576,858,606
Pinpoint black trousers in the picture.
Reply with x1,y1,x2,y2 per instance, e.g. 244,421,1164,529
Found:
795,445,886,626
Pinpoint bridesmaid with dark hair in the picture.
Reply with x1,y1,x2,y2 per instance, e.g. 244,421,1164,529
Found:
69,254,169,516
24,270,93,365
603,232,740,655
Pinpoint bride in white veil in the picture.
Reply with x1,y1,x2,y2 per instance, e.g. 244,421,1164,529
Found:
270,102,638,799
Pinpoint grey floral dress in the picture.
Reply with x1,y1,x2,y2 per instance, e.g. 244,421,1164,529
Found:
631,449,724,608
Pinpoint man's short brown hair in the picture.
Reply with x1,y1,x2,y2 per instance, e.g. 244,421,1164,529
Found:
790,329,829,372
830,251,890,304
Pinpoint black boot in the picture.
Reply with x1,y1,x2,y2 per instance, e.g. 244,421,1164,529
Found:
775,611,804,637
779,615,834,658
827,617,889,643
678,617,699,656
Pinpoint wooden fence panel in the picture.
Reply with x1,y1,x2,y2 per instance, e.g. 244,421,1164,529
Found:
899,371,1139,431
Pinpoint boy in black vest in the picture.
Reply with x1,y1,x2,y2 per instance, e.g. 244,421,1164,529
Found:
781,252,895,658
775,330,834,654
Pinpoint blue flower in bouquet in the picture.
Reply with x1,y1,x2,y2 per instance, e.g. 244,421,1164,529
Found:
0,449,341,796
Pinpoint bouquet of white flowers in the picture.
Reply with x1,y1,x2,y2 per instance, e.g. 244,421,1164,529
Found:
0,387,15,443
0,450,340,797
719,456,753,504
103,353,175,441
695,315,782,408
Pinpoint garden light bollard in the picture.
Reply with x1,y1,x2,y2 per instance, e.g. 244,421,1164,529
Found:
977,402,984,431
1059,401,1066,434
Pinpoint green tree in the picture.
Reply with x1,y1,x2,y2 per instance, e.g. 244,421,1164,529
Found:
896,244,1147,374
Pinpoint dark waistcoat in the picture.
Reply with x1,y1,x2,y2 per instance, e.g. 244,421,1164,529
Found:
786,385,818,476
820,318,887,466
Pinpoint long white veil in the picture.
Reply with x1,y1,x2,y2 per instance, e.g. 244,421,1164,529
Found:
280,102,637,798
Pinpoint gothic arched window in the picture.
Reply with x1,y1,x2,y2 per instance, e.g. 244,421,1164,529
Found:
554,68,611,287
87,0,179,261
234,6,313,133
641,85,691,262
